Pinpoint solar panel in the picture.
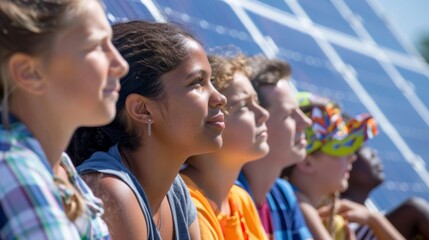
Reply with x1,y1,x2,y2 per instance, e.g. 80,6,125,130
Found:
103,0,429,212
343,0,408,54
299,0,358,37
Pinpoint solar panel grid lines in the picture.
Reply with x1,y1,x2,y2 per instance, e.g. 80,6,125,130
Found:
223,0,278,58
329,0,429,129
234,0,429,77
138,0,166,22
366,0,423,58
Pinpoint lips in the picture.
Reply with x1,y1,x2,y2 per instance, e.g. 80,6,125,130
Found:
207,112,225,130
104,80,121,93
294,132,307,145
295,137,307,145
256,128,268,138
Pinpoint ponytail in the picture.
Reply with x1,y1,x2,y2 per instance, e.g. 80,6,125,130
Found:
67,127,114,166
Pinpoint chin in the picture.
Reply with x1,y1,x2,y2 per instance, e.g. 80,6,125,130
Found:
98,108,117,125
212,137,224,150
291,151,307,163
196,136,224,155
80,112,114,128
339,182,349,192
259,143,270,156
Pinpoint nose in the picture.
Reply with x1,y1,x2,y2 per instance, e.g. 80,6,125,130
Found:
209,85,227,109
255,102,270,125
296,108,312,130
108,42,129,78
348,153,357,163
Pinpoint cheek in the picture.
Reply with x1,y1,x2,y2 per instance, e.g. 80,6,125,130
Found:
81,59,107,83
167,100,207,134
186,93,209,114
223,118,254,143
281,118,294,134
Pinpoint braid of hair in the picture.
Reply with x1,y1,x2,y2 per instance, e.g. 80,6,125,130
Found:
327,192,340,239
53,176,85,222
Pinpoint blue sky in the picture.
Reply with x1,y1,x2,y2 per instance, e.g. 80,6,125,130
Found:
378,0,429,48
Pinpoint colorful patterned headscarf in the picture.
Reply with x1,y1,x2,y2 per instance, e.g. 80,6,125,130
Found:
296,92,378,157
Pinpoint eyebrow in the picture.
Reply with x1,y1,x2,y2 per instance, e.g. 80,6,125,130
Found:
229,92,254,103
186,69,208,80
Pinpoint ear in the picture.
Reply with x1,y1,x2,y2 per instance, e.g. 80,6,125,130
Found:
295,157,316,174
124,93,153,124
8,53,46,95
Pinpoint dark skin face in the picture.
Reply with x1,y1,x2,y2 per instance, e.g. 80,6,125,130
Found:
346,146,429,240
348,146,384,190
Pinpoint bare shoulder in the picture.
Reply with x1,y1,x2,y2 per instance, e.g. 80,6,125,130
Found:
82,173,148,239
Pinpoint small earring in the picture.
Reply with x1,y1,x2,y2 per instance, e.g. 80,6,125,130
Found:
147,119,152,136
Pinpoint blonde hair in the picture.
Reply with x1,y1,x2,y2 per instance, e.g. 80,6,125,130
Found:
54,176,85,221
0,0,98,127
209,53,251,93
320,192,340,239
0,0,100,221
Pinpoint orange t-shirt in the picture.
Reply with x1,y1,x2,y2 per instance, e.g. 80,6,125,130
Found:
181,174,267,240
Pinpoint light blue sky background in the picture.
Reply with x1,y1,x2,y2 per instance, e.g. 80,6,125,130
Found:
378,0,429,49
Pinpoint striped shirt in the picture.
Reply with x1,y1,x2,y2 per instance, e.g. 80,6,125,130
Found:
0,115,109,239
349,223,376,240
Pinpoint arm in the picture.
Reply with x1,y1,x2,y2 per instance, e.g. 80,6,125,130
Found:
324,199,405,240
82,173,148,239
385,197,429,239
188,218,201,240
299,201,334,240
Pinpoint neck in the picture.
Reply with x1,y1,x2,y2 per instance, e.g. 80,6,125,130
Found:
241,156,283,204
289,173,325,207
10,94,74,170
120,140,188,213
182,152,245,213
341,187,372,205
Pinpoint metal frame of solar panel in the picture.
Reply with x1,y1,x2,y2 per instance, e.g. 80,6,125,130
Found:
104,0,429,212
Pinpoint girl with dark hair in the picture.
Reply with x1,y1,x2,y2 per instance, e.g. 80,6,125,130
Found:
68,20,227,239
180,53,269,239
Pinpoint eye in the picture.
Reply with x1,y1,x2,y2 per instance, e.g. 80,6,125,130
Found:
238,100,250,109
189,77,205,87
287,110,295,119
95,43,104,51
86,40,106,53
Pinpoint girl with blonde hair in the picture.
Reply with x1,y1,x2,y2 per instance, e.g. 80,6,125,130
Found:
0,0,128,238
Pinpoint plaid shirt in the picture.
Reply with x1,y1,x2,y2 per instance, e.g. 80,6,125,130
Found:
267,179,312,240
60,153,110,240
0,116,109,239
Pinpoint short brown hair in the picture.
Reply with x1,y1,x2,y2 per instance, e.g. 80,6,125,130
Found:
247,55,292,108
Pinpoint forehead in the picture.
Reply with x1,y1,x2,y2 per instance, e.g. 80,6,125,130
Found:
260,79,296,107
358,147,377,161
57,1,108,41
223,71,254,100
179,39,209,70
163,39,209,78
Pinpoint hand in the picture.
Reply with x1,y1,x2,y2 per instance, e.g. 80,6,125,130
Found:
318,199,373,225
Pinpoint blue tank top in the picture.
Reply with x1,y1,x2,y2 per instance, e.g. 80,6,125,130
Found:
77,144,197,240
